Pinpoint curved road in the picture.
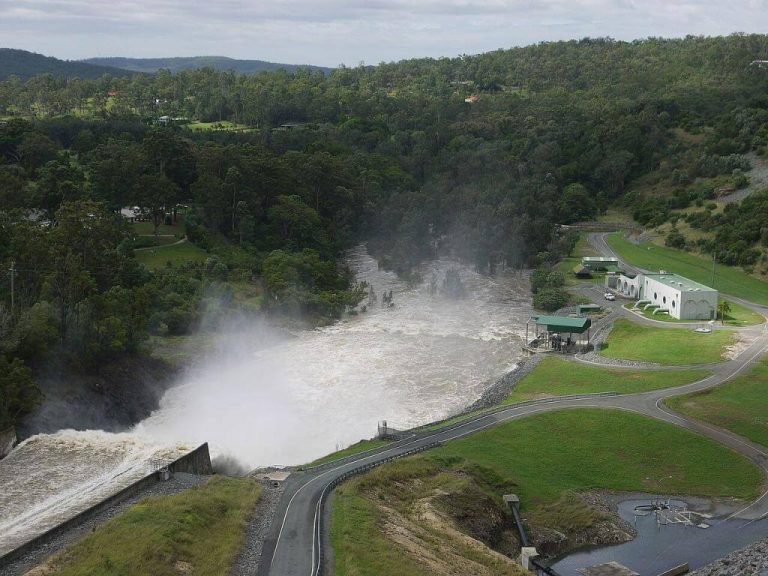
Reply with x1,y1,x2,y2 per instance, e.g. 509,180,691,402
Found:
261,234,768,576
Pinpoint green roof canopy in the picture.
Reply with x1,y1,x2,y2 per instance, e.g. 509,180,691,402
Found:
532,315,592,334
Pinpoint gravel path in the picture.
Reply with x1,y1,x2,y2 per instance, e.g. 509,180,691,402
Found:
720,152,768,204
689,537,768,575
229,478,285,576
0,473,208,576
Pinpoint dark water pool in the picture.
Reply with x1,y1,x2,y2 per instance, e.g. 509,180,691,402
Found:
552,499,768,574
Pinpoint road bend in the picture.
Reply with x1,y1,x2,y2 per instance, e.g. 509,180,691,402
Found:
260,234,768,575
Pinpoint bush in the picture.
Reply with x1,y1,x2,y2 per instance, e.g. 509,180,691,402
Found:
533,288,569,312
530,269,565,294
665,228,687,249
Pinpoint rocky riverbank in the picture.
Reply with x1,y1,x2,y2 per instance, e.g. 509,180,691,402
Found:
467,355,545,411
690,538,768,575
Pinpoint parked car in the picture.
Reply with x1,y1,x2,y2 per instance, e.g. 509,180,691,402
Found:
604,292,616,301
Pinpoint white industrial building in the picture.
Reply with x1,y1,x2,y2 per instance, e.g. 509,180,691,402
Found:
615,272,717,320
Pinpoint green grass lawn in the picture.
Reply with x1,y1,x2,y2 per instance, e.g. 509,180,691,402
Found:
720,300,765,327
44,477,260,576
135,239,208,270
332,409,761,575
186,121,254,132
503,357,710,403
305,438,392,467
430,409,761,506
554,233,604,286
601,318,734,365
131,221,182,236
667,358,768,449
607,232,768,305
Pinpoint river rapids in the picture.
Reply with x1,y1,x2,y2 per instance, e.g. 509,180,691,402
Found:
0,246,531,555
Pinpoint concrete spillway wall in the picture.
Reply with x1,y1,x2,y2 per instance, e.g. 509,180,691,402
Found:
0,442,213,570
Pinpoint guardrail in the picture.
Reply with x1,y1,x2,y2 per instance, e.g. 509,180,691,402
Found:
300,392,620,474
313,441,441,576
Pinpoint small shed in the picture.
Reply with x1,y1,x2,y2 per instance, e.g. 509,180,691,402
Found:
526,315,592,353
573,264,592,279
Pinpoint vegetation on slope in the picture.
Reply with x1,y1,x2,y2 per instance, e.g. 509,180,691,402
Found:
503,357,710,403
5,35,768,428
39,476,260,576
0,49,132,80
81,56,333,75
601,319,735,365
332,409,762,571
667,358,768,449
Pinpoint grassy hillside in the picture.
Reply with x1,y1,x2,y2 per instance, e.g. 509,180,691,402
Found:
607,232,768,305
667,358,768,449
0,48,132,80
82,56,333,75
332,409,762,573
601,318,734,365
40,477,260,576
503,357,710,403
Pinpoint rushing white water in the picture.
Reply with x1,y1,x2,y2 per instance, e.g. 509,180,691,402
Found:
0,246,531,554
0,430,190,555
134,247,531,466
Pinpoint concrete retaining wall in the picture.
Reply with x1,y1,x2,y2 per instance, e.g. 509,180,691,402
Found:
0,427,16,459
0,442,213,570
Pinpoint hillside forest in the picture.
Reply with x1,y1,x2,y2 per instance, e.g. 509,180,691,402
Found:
3,34,768,430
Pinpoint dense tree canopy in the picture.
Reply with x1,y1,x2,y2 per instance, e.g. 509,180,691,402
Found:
3,34,768,427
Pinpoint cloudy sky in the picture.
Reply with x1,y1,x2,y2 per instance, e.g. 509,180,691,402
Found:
1,0,767,67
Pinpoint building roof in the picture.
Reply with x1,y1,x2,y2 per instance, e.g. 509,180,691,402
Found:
573,264,592,276
582,256,619,262
531,315,592,333
644,273,716,293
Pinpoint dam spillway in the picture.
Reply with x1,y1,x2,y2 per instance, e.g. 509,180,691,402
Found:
0,247,531,556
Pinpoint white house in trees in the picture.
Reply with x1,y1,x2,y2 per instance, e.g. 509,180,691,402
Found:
616,272,717,320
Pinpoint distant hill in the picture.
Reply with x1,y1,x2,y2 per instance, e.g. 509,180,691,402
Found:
0,48,133,80
81,56,333,75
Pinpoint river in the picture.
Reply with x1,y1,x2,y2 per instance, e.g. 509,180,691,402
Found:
0,246,531,555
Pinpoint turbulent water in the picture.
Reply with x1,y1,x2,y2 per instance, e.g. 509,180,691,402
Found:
0,431,189,555
0,246,531,554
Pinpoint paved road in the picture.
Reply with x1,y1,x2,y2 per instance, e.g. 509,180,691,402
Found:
260,234,768,576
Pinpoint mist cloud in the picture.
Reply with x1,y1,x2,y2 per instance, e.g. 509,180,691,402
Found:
1,0,766,67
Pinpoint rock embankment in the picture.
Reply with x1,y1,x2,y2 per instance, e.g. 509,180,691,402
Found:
690,538,768,575
467,355,544,411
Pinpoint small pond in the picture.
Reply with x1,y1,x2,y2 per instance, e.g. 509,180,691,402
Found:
552,499,768,574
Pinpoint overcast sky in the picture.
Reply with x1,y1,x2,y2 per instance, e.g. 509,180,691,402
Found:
1,0,768,67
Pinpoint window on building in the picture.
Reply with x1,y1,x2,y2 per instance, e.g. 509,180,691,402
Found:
663,296,667,304
672,301,676,308
654,292,657,300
